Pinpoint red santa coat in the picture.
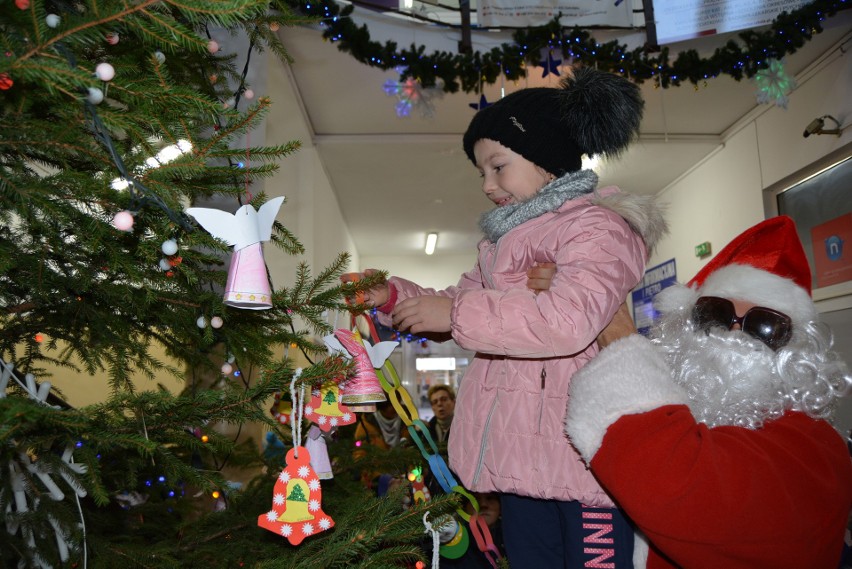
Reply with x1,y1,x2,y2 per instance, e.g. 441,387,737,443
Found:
565,335,852,569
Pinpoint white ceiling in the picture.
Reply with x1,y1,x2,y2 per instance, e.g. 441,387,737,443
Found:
277,8,852,259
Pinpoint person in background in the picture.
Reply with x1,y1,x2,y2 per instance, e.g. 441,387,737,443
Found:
347,66,667,567
353,399,410,494
565,216,852,569
424,491,506,569
354,398,410,451
426,384,455,445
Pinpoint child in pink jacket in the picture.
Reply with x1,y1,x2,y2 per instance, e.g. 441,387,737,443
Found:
357,67,666,567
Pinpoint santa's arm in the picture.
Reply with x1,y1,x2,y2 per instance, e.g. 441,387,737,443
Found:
565,335,852,569
565,334,688,462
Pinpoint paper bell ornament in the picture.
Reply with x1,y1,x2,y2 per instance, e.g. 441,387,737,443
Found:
304,381,356,432
270,392,292,425
258,446,334,545
185,196,284,310
305,425,332,480
324,329,397,406
411,477,431,506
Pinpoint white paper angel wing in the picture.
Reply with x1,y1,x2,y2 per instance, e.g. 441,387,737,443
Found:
255,196,285,242
323,334,350,359
364,340,399,368
186,196,284,251
184,208,240,246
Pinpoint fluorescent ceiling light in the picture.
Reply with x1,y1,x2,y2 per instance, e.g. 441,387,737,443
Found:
425,232,438,255
416,357,456,371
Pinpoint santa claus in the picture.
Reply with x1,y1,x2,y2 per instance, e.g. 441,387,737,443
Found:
565,216,852,569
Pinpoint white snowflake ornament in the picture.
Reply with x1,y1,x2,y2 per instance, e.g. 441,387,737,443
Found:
755,58,796,109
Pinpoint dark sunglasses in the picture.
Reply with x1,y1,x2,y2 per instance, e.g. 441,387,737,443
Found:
692,296,793,351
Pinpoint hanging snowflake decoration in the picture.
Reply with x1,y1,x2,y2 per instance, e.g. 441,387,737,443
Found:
754,58,796,109
1,358,88,568
383,67,444,118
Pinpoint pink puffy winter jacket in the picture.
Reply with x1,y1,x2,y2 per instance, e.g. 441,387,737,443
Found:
384,186,663,505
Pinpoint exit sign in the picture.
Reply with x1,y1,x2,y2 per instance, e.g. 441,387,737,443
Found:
695,241,712,258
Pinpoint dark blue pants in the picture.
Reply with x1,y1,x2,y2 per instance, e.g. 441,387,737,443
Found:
500,494,634,568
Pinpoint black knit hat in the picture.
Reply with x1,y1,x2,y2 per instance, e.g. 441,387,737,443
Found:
463,67,644,176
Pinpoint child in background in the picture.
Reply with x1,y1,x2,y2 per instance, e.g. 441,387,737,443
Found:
352,67,666,566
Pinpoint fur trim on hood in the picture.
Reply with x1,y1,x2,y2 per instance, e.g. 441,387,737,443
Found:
591,190,667,259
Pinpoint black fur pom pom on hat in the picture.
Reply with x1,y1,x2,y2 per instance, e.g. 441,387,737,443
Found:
463,67,644,176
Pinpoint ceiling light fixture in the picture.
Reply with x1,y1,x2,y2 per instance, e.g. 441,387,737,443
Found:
802,115,842,138
425,232,438,255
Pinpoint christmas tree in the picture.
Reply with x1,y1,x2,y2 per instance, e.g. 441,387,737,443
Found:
0,1,457,567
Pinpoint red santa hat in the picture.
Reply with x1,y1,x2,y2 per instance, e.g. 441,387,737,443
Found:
656,216,818,329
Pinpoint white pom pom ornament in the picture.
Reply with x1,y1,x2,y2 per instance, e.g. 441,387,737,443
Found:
112,210,134,231
161,239,178,256
95,62,115,82
87,87,104,105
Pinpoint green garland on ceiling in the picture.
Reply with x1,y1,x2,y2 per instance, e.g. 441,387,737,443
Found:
286,0,849,93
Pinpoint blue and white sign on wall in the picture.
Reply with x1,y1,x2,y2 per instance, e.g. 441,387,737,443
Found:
632,258,677,336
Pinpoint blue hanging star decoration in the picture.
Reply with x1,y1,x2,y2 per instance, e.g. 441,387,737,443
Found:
539,50,562,78
469,94,492,111
754,58,796,109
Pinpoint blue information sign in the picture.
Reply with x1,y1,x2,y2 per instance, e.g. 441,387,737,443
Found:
631,258,677,336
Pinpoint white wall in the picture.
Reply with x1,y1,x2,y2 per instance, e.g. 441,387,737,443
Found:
264,54,360,286
650,47,852,276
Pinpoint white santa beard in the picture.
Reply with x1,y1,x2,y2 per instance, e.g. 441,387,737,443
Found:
654,315,787,429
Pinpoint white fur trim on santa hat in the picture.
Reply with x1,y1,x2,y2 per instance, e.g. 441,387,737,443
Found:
698,264,817,328
565,334,688,464
653,282,698,316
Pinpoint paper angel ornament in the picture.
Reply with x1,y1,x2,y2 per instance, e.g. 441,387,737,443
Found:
305,425,332,480
323,329,397,406
185,196,284,310
258,446,334,545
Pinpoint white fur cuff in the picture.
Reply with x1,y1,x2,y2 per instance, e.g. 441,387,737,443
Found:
565,335,688,463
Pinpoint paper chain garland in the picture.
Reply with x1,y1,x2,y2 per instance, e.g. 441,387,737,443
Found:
349,315,502,567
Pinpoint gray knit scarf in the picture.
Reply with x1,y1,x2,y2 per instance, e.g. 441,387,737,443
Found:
478,169,599,242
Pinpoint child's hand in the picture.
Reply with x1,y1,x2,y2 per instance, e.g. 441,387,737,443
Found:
596,303,637,349
341,269,390,307
527,262,556,294
392,296,452,334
